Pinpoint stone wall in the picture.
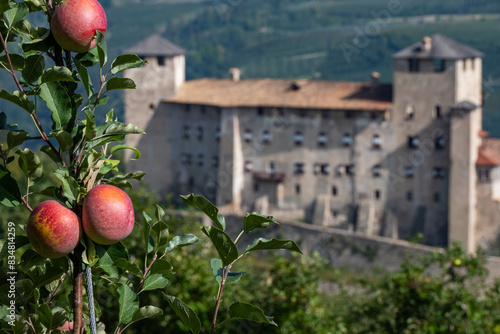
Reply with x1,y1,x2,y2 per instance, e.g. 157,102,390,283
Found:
218,213,500,280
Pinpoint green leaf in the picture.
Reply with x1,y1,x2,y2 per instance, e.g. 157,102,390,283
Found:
108,171,145,183
7,130,28,149
114,258,143,277
16,148,43,186
211,258,244,285
33,260,66,288
201,226,238,267
129,306,163,325
53,168,79,202
38,305,66,330
88,122,145,149
106,77,136,91
75,47,99,67
0,89,34,113
111,144,141,160
22,54,44,83
228,302,277,326
40,145,59,163
0,165,21,207
54,130,73,152
152,220,169,252
3,4,28,29
39,81,74,132
84,109,96,141
141,274,169,292
95,30,107,67
181,194,226,230
96,243,129,277
0,54,25,71
243,213,279,233
149,259,173,276
111,54,145,74
117,283,139,325
39,66,77,84
81,236,96,266
164,295,200,334
73,58,93,96
142,211,154,254
164,234,199,254
245,238,302,255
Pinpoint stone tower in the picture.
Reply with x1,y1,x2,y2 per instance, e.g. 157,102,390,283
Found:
123,35,185,161
391,34,483,251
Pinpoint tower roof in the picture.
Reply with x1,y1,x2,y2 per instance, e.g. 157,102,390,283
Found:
124,35,186,57
393,34,483,60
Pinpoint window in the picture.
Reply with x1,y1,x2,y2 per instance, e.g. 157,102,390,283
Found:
321,164,330,175
157,56,165,66
345,111,353,119
183,126,191,139
267,162,276,175
197,154,204,167
435,136,446,150
244,129,252,143
478,168,491,182
405,166,414,178
433,105,442,119
295,184,301,194
257,107,264,116
200,106,207,114
211,156,218,168
409,58,419,72
374,190,381,200
149,103,155,110
185,104,191,112
434,59,445,72
332,186,338,197
294,131,303,146
372,165,382,177
299,109,307,118
254,183,259,192
346,164,355,175
408,136,419,149
293,162,305,175
342,133,352,147
314,163,330,175
181,153,192,165
215,127,221,142
434,193,441,203
407,191,413,201
322,110,329,119
372,134,382,149
318,132,328,147
244,160,253,172
432,167,445,179
197,126,204,141
405,103,415,120
261,130,272,144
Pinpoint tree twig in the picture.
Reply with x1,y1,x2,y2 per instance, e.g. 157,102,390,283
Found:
210,264,232,334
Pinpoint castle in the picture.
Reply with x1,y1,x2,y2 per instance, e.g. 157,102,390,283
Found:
123,34,500,252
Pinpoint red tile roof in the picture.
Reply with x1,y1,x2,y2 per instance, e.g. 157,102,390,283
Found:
165,79,393,111
477,144,500,167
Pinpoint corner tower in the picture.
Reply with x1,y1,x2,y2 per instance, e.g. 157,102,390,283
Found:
123,35,185,159
391,34,483,250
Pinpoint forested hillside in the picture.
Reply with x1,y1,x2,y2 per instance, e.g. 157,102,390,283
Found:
4,0,500,135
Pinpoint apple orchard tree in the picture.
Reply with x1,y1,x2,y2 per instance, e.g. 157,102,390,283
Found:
0,1,301,333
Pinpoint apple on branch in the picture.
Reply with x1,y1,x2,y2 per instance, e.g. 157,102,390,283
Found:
27,200,82,258
82,184,135,245
51,0,107,53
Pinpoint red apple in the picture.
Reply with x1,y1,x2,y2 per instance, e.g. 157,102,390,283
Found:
27,201,81,258
82,184,135,245
51,0,107,53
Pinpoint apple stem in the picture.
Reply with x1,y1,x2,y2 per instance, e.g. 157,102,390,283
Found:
70,254,84,334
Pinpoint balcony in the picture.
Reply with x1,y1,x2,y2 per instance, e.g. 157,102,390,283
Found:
252,171,286,183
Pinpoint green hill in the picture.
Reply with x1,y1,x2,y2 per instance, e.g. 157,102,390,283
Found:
3,0,500,136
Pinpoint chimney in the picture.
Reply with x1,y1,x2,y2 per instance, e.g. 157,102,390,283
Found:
229,68,241,81
370,71,380,89
422,36,432,51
